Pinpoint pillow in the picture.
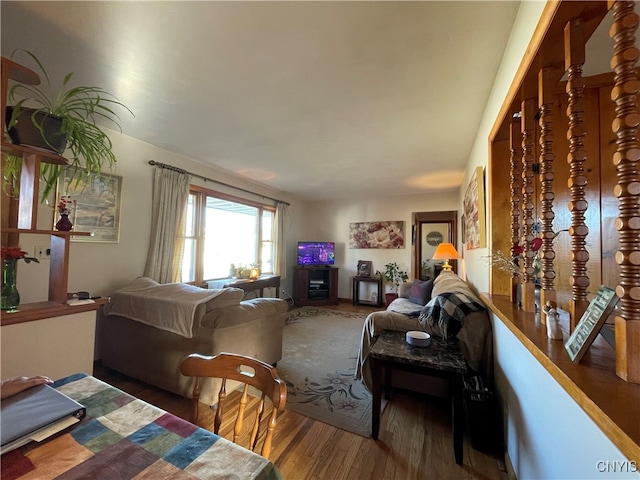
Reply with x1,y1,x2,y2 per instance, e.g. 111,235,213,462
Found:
398,281,413,299
205,287,245,311
408,279,434,306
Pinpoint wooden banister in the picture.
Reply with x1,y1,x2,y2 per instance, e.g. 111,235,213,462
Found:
609,0,640,383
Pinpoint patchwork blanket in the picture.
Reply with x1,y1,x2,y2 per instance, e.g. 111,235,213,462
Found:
1,374,282,480
419,292,486,339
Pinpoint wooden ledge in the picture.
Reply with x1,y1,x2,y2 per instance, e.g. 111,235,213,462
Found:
0,298,108,326
482,294,640,463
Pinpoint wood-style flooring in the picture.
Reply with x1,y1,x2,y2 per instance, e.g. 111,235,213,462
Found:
94,301,508,480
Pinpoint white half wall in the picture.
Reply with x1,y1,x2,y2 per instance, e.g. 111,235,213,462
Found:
492,315,638,479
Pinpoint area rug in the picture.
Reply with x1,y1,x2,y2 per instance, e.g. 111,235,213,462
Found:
276,306,383,438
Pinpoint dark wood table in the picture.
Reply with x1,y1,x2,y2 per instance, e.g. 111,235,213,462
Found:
369,330,467,465
209,275,281,298
352,275,383,307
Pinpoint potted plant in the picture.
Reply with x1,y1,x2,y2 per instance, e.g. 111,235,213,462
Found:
3,49,133,201
383,262,408,305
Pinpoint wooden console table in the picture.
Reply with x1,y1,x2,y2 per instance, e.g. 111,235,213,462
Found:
370,330,467,465
209,275,280,298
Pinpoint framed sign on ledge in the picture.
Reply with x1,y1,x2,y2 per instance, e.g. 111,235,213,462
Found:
56,170,123,243
564,286,619,363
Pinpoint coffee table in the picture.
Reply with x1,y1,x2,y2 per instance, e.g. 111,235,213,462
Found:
369,329,467,465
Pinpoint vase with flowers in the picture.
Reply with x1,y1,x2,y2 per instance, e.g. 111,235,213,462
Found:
485,229,568,293
55,195,76,231
1,246,40,311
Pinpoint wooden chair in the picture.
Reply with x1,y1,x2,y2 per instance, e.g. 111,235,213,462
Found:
179,352,287,459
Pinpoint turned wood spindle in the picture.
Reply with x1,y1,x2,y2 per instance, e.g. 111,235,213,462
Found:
510,116,523,304
521,99,537,312
609,0,640,383
565,19,591,327
538,67,563,309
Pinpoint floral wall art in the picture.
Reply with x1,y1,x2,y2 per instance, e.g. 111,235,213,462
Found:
349,221,405,249
463,166,486,250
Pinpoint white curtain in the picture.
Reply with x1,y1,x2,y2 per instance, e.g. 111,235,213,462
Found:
273,202,289,281
144,167,191,283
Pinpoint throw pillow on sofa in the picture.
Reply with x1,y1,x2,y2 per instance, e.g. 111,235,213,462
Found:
408,279,434,306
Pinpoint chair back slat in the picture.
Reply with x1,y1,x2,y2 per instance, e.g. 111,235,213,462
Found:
180,352,287,459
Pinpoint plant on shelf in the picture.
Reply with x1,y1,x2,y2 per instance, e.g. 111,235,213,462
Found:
383,262,408,293
3,49,133,201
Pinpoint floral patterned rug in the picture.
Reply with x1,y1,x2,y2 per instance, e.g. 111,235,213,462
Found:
276,307,382,437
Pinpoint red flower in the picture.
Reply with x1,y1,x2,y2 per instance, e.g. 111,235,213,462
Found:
531,237,543,251
1,246,39,263
58,195,76,214
512,237,543,257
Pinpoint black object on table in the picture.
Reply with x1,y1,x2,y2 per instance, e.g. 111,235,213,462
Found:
369,329,467,465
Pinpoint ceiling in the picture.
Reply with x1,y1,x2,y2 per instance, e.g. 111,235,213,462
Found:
3,1,525,201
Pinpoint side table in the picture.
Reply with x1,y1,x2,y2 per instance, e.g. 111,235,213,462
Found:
352,276,383,307
369,329,467,465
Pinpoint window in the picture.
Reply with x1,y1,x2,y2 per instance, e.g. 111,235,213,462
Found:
181,187,276,284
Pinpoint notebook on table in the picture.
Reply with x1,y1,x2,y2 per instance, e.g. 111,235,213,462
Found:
1,383,86,454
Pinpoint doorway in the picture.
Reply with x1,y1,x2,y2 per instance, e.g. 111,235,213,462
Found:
412,211,458,279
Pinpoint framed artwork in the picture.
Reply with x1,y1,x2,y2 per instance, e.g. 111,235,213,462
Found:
56,170,123,243
349,221,405,249
564,286,619,363
463,166,486,249
357,260,372,277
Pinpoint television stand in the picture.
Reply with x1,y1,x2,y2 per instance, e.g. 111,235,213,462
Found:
294,266,339,306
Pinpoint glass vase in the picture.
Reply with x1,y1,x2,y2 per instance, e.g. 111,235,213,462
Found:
55,213,73,231
1,258,20,311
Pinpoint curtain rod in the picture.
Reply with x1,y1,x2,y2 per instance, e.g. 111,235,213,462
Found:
148,160,290,206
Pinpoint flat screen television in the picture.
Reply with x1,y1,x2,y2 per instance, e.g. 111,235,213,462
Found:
297,241,335,266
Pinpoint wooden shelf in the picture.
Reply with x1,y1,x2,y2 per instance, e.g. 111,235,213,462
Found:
1,142,68,165
0,298,108,326
1,56,83,308
483,294,640,463
2,228,92,237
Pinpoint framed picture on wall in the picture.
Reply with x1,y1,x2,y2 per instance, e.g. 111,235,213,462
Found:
357,260,372,277
463,166,486,249
56,169,123,243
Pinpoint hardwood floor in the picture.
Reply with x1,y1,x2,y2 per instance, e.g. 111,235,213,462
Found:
94,301,507,480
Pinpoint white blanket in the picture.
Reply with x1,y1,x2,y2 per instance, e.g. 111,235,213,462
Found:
103,277,239,338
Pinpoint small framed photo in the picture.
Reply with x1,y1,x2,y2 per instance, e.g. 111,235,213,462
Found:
564,286,619,363
357,260,372,277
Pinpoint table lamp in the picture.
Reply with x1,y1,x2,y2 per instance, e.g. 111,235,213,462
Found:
432,242,460,271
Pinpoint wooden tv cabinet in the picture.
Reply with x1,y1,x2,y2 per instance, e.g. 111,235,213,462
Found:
294,266,339,306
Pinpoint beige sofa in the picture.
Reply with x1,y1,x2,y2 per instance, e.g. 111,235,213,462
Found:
97,277,288,405
356,271,493,393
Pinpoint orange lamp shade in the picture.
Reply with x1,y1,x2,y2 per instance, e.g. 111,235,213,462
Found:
432,243,460,271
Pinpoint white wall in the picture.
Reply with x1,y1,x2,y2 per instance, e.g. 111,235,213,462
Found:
493,317,636,479
16,128,306,303
462,1,637,477
302,191,459,299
